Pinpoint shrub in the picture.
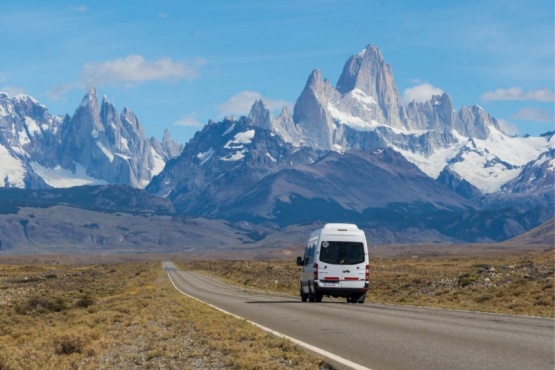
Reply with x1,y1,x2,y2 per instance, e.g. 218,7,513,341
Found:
54,334,84,355
74,294,95,308
475,294,493,303
16,296,67,314
458,273,478,287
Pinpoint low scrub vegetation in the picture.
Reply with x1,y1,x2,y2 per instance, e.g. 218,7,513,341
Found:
185,250,554,317
0,262,326,369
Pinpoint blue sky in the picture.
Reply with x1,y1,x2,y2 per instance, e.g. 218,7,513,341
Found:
1,0,553,144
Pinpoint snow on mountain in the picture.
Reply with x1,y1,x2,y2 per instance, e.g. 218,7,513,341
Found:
0,144,26,187
30,162,108,188
446,127,551,193
144,43,554,242
0,89,182,189
259,44,552,197
249,99,303,146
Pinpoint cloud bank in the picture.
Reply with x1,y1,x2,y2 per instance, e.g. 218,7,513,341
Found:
217,91,292,117
173,114,203,127
79,55,201,87
402,83,444,104
481,87,555,102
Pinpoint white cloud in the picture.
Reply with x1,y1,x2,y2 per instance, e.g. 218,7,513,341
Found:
402,83,444,104
46,83,75,102
173,114,203,127
217,90,292,117
496,119,519,136
69,4,87,12
480,87,555,102
1,86,26,97
513,107,553,123
79,55,201,87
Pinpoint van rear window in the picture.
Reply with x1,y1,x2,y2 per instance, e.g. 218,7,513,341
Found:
319,241,364,265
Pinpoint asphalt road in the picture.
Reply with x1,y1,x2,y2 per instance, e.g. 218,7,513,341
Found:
163,261,555,370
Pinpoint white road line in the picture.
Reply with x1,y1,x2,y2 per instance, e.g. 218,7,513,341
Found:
164,266,372,370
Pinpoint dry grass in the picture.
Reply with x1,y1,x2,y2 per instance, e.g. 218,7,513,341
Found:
0,262,327,369
184,249,554,318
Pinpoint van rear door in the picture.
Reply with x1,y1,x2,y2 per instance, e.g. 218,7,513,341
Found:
318,239,366,288
339,235,366,289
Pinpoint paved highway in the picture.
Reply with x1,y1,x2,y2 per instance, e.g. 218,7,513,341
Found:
163,261,554,370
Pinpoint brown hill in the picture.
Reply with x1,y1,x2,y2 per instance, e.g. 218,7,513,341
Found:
502,217,554,247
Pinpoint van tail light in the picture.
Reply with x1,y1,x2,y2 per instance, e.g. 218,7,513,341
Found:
313,263,318,280
365,264,369,282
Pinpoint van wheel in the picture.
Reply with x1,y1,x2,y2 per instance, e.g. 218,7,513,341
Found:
315,294,322,303
300,287,308,302
357,293,366,304
308,286,316,302
347,295,361,303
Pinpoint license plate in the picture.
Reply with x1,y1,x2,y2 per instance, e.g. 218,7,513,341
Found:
322,282,339,286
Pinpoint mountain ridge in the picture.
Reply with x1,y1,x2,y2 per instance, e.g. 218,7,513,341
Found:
0,88,182,189
0,43,553,251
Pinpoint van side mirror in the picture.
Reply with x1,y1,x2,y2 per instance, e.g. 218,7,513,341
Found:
296,256,303,266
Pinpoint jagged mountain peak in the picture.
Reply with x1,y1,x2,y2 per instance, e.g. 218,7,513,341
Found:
247,99,303,147
336,44,387,94
80,87,98,106
248,99,273,130
12,93,44,107
0,88,182,190
307,68,325,84
279,105,290,117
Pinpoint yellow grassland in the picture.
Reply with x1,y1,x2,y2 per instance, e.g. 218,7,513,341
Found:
0,262,326,370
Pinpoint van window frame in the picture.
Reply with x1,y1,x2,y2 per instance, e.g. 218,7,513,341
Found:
319,241,365,265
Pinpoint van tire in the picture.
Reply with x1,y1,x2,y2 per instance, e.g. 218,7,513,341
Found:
300,286,308,302
347,294,364,303
357,293,366,304
308,285,317,302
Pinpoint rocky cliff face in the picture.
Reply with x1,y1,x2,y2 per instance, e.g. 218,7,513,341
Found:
0,93,64,187
0,89,182,189
147,116,323,218
262,44,552,199
249,99,303,146
336,44,409,130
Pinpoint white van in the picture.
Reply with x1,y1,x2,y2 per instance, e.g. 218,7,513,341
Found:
296,223,369,303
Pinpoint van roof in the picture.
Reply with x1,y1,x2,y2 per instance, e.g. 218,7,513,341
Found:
323,223,360,230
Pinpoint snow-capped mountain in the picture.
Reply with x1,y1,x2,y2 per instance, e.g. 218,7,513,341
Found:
146,43,553,242
146,116,481,241
0,89,182,189
289,44,554,195
147,116,324,217
1,43,552,245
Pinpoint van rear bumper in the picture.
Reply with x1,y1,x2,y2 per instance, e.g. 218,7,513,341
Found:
314,282,368,295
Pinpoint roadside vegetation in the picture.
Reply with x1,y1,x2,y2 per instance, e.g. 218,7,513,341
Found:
0,250,551,369
0,261,326,369
184,249,554,318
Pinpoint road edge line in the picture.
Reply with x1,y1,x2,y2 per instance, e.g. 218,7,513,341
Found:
164,266,372,370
